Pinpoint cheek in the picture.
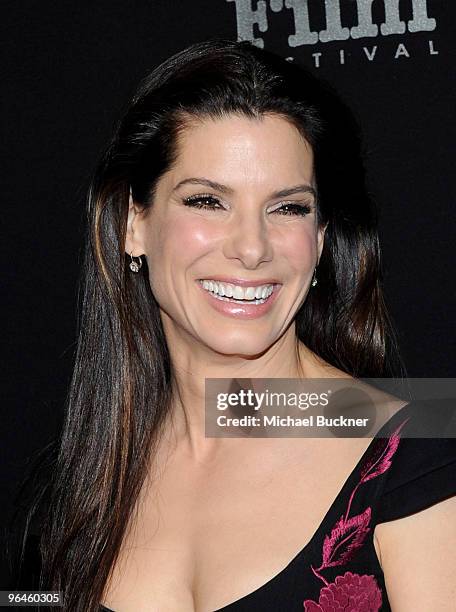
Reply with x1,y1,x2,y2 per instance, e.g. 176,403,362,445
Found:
276,224,318,268
171,215,220,253
145,214,219,272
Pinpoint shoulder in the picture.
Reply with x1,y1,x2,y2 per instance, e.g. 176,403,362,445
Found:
376,494,456,610
374,398,456,523
373,398,456,609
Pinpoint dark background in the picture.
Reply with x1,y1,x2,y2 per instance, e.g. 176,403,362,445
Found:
1,0,454,586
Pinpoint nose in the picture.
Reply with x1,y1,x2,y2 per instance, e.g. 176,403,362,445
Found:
222,208,274,269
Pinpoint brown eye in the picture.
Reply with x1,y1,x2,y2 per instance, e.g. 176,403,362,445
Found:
274,203,312,216
183,194,223,210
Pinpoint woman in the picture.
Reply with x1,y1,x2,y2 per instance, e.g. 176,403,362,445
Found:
11,39,456,611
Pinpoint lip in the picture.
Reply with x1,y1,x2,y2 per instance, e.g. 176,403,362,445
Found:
196,280,282,320
197,276,282,288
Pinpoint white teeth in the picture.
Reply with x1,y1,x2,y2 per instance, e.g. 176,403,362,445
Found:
233,286,244,300
199,280,275,302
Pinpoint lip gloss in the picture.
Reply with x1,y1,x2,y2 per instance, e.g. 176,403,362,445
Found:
196,281,282,320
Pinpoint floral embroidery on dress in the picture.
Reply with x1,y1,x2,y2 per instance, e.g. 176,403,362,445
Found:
303,571,382,611
303,417,410,611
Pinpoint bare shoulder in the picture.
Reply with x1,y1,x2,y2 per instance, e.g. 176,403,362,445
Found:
375,496,456,610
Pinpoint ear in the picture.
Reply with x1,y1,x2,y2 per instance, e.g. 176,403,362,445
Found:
125,188,147,257
316,221,328,265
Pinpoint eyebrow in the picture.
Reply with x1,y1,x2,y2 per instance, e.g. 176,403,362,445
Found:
172,177,317,200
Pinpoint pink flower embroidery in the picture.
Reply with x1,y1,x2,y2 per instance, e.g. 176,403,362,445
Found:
303,571,382,611
303,418,410,610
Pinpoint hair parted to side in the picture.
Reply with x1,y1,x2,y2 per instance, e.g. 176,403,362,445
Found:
18,38,405,610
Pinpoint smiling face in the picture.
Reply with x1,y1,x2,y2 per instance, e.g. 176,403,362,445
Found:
126,113,326,357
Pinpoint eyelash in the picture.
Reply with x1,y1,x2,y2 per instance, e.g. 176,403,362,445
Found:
182,194,312,217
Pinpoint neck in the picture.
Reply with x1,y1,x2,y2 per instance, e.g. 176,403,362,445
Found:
159,318,331,461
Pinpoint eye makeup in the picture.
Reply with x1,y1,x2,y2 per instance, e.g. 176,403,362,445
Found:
182,194,314,217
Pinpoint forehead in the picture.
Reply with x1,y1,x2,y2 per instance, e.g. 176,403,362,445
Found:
164,113,314,192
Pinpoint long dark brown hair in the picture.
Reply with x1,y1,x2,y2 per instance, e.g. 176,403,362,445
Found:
16,38,405,610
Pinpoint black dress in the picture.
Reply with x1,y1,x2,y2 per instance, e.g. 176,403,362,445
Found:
11,399,456,611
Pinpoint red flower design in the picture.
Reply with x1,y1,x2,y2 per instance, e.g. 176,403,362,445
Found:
302,418,409,610
303,571,382,611
320,507,372,569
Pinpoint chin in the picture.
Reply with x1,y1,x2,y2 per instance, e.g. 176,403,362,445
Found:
202,331,274,358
